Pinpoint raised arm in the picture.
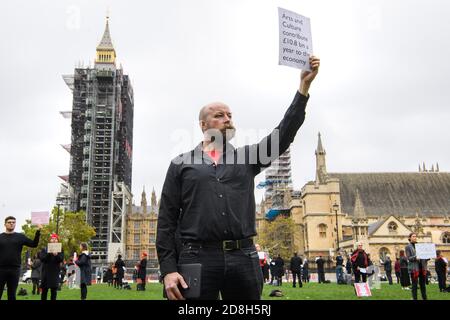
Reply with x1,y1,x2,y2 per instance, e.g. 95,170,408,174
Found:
22,227,42,248
249,56,320,174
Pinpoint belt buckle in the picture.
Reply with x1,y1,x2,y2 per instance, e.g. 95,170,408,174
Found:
223,240,239,251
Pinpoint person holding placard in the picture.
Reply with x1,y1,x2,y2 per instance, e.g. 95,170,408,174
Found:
39,233,64,300
351,243,369,283
405,232,428,300
0,216,42,300
157,56,320,300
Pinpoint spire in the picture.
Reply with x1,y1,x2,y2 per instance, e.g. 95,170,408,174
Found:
315,132,326,155
418,164,421,172
95,16,116,65
431,164,435,172
97,16,114,50
151,187,157,208
141,186,147,214
436,163,440,172
422,162,426,172
353,189,366,219
315,132,327,184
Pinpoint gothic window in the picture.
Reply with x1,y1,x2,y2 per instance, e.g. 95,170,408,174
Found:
443,232,450,244
134,234,140,244
318,224,327,238
134,221,139,229
388,222,398,234
379,247,390,260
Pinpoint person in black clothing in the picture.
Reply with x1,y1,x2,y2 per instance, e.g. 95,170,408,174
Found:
137,252,148,291
302,258,309,283
345,256,352,275
75,242,91,300
351,243,369,283
399,249,411,289
39,233,64,300
269,259,276,285
316,256,325,283
30,254,42,295
274,254,285,286
104,263,113,286
382,254,393,285
0,216,42,300
115,254,126,289
435,250,448,292
290,252,303,288
335,252,344,284
156,57,320,300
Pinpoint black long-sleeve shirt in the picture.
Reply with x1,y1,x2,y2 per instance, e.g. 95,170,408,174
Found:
156,91,309,277
0,230,40,268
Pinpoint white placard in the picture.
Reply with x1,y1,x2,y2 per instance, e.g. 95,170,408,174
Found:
31,211,49,225
415,243,436,259
258,252,265,260
278,7,313,71
359,268,367,274
47,243,62,254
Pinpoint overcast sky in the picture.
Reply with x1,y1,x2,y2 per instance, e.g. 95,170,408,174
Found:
1,0,449,229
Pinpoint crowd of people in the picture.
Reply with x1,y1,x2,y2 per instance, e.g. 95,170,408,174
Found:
255,233,449,300
0,215,152,300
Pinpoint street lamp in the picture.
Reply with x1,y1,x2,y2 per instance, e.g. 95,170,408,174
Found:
333,201,340,251
56,196,64,234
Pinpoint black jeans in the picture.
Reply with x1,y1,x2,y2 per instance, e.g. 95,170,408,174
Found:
354,270,367,283
41,287,57,300
411,270,427,300
395,271,401,284
0,267,20,300
386,271,393,284
317,270,325,283
437,271,446,292
32,278,40,294
177,244,263,300
292,271,302,287
80,283,88,300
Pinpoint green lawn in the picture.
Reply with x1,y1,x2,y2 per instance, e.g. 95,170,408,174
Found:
13,282,450,300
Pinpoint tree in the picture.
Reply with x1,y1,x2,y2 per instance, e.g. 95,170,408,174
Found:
258,215,295,261
21,207,96,262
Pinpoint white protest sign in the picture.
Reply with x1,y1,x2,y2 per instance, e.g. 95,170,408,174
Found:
31,211,49,225
47,243,62,254
354,282,372,297
415,243,436,259
278,7,313,71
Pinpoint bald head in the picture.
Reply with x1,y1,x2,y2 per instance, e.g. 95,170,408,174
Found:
199,102,230,121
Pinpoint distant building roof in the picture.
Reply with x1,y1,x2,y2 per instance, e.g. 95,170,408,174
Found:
368,219,385,235
329,172,450,217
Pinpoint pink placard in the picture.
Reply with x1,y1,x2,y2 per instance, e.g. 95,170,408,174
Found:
31,211,49,225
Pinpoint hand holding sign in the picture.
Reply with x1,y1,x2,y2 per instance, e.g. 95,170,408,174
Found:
299,56,320,95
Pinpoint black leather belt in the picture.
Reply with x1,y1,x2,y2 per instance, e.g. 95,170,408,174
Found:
184,238,254,251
